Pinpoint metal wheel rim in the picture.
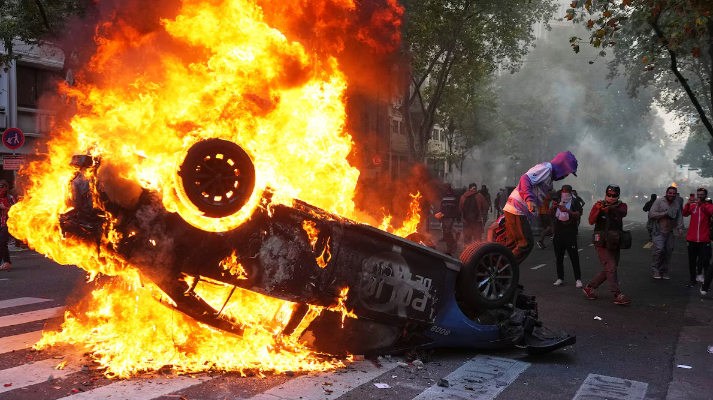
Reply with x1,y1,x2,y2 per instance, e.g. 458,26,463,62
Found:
473,252,513,301
182,147,251,212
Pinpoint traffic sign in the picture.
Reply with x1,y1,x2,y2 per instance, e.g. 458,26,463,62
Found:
372,155,382,166
3,155,25,170
2,128,24,150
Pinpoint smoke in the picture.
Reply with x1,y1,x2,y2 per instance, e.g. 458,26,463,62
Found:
455,12,712,223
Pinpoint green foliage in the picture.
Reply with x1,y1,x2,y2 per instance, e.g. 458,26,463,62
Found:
399,0,558,161
0,0,95,69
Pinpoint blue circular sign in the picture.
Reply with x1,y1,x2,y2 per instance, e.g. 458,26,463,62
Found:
2,128,24,150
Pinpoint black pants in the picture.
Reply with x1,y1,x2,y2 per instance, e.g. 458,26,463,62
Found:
687,241,711,282
554,234,581,280
441,218,457,254
0,225,10,265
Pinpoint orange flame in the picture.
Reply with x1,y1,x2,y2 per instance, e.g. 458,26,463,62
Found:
327,287,357,328
15,0,408,378
379,191,421,237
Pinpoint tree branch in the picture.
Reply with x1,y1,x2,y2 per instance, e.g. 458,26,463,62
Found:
651,13,713,138
33,0,54,36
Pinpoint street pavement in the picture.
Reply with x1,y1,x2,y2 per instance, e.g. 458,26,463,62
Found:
0,221,712,400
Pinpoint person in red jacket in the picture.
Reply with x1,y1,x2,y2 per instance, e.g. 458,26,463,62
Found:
682,187,713,287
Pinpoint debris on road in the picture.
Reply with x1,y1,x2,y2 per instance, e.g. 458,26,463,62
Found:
708,346,713,354
374,383,390,389
55,360,67,370
677,365,693,369
594,316,602,321
3,384,11,388
397,362,409,368
437,378,450,388
353,355,365,361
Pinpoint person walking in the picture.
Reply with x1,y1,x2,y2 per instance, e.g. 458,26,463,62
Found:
536,193,553,250
503,151,578,265
494,190,502,218
643,194,657,243
648,186,684,280
582,184,631,305
435,182,460,254
0,180,16,271
460,183,488,246
550,185,583,287
682,188,713,287
480,185,492,223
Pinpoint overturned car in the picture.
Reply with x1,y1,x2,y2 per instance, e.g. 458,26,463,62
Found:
60,139,575,356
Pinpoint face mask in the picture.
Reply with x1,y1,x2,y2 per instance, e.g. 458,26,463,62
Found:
561,193,572,203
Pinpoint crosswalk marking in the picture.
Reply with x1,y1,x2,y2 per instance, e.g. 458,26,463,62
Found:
0,306,66,328
0,297,53,310
572,374,648,400
56,375,214,400
412,355,530,400
531,264,546,270
0,331,43,354
250,360,399,399
0,357,78,393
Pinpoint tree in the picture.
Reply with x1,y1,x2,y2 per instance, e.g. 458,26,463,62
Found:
399,0,558,162
567,0,713,140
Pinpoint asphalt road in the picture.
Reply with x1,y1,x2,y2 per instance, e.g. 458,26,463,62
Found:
0,221,712,400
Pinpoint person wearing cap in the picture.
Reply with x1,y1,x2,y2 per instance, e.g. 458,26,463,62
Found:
582,185,631,305
502,151,578,265
648,186,684,280
550,185,583,287
682,187,712,287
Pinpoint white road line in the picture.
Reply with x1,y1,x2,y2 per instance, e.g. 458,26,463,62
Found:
531,264,546,270
0,357,78,394
588,244,593,247
413,355,530,400
572,374,648,400
250,360,399,399
0,306,66,328
0,331,43,354
57,375,214,400
0,297,53,310
578,249,584,252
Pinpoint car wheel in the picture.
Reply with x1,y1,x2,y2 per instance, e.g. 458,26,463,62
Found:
176,139,256,218
457,242,519,309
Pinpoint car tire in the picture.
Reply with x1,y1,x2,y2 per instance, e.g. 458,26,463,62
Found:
176,139,255,218
457,242,519,309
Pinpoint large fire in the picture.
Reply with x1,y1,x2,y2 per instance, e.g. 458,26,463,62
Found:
9,0,416,378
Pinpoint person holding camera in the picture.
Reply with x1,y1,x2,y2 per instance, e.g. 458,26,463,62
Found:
582,185,631,305
550,185,583,287
648,186,684,280
682,188,713,287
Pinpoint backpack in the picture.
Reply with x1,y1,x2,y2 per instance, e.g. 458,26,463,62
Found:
462,194,481,223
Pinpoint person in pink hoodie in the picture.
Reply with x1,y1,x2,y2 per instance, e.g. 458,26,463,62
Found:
682,187,713,287
502,151,578,265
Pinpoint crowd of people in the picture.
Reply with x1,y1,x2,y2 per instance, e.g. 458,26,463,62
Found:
433,150,713,307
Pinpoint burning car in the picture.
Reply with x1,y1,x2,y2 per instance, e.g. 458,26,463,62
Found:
59,139,575,356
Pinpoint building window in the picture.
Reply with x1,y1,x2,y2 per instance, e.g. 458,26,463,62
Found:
17,65,62,109
391,119,401,135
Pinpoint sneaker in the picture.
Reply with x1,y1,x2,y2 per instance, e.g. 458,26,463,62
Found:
0,262,11,271
553,279,563,286
701,290,713,299
661,273,670,280
614,294,631,305
652,271,661,279
583,285,596,300
537,241,546,249
697,274,705,283
687,280,697,288
575,280,583,288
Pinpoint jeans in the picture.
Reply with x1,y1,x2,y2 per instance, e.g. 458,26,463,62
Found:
441,218,457,254
687,241,711,282
590,246,621,296
554,234,581,280
651,232,674,273
504,212,533,265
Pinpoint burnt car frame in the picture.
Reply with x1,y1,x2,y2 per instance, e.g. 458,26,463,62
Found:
60,139,575,356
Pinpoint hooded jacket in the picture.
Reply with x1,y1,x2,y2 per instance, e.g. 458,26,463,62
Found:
503,151,578,217
683,201,713,242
